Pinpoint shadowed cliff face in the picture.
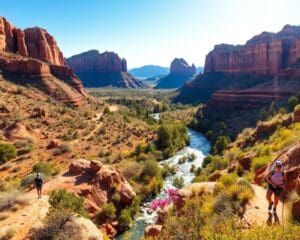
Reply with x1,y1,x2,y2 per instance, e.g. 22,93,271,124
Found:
0,16,88,106
155,58,196,89
67,50,148,88
176,25,300,105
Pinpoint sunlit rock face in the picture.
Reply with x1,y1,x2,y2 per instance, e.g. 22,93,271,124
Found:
67,50,148,88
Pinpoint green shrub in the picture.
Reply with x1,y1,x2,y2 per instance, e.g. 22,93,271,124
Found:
21,173,42,189
49,189,87,217
32,162,58,177
251,155,272,171
118,208,132,229
219,173,238,187
140,160,160,181
29,208,82,240
213,136,230,155
172,176,184,189
0,144,17,164
97,202,116,222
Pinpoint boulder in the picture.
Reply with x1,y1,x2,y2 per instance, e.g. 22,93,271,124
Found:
47,139,60,149
100,223,117,238
145,224,163,238
4,122,37,140
119,182,136,205
69,159,91,175
67,217,104,240
89,160,103,174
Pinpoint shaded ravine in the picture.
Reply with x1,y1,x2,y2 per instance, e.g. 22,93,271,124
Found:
117,113,211,240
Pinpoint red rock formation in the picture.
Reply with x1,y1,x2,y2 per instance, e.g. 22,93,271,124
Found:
64,159,136,213
205,25,300,75
170,58,196,75
0,16,88,106
66,50,147,88
176,25,300,105
0,17,64,65
145,225,163,238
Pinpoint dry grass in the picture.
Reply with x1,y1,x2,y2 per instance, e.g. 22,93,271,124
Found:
0,189,30,211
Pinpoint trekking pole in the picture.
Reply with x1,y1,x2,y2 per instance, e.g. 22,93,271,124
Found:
282,200,284,229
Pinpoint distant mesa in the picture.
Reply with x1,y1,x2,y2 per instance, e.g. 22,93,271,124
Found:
0,16,89,106
129,65,169,79
155,58,196,89
67,50,148,88
176,24,300,105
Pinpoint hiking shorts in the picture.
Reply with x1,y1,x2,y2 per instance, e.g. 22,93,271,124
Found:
267,183,283,196
36,184,42,190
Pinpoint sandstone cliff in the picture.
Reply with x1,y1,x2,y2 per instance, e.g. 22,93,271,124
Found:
67,50,148,88
176,25,300,105
155,58,196,89
0,16,88,106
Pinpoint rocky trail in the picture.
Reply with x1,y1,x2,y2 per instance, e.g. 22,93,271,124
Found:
246,184,287,226
0,178,288,240
0,194,49,240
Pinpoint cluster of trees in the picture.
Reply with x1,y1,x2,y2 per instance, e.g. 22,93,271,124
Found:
157,123,189,158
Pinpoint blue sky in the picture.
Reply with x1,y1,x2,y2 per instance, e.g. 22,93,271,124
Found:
1,0,300,68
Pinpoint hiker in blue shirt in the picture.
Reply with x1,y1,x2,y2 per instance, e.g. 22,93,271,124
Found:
34,173,43,199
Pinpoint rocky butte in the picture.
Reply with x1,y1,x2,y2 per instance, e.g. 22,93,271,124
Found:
176,25,300,105
67,50,148,88
155,58,196,89
0,16,89,106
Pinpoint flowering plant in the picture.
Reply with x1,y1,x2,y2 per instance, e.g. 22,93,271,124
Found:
149,188,180,210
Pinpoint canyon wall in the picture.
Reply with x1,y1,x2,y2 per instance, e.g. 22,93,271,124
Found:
0,16,88,106
67,50,147,88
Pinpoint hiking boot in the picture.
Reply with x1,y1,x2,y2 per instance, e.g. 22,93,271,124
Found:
268,201,273,212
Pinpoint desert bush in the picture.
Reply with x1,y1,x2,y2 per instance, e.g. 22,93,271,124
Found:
21,173,41,189
172,176,184,189
118,208,132,229
213,136,230,154
97,202,116,222
140,160,160,182
49,189,87,217
161,163,176,178
219,173,238,187
0,189,29,211
53,144,70,156
0,144,17,164
29,208,81,240
251,155,272,171
32,162,58,177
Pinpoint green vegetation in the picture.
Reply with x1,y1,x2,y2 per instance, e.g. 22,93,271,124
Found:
32,162,59,177
0,144,17,164
157,123,189,158
172,176,184,189
49,189,87,217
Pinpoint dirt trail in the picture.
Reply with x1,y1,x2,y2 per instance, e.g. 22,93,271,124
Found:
0,194,49,240
245,184,287,226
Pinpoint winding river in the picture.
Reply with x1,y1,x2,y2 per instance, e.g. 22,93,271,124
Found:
116,113,211,240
